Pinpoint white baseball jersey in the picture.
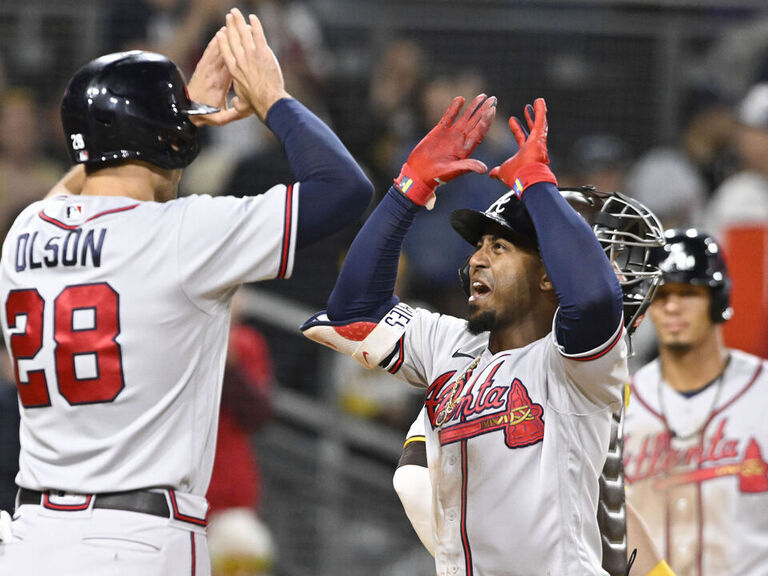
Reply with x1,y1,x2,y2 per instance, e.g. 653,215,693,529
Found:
0,184,299,500
385,307,628,576
624,349,768,576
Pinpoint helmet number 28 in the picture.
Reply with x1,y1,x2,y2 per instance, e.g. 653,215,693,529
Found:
70,133,86,151
5,282,124,407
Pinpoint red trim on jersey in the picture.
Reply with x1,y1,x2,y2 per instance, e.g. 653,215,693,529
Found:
704,361,763,423
388,336,405,374
696,482,704,575
278,184,294,279
566,324,624,362
42,493,93,511
190,532,197,576
460,440,474,575
628,377,665,423
168,490,208,526
38,204,140,230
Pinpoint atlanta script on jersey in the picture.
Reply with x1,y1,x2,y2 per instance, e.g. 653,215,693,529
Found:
385,307,627,576
625,349,768,576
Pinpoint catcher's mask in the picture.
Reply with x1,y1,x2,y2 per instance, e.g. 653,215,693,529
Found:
649,228,732,323
451,186,665,336
61,50,219,170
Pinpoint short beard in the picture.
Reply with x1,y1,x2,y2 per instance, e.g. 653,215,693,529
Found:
663,341,694,354
467,310,496,335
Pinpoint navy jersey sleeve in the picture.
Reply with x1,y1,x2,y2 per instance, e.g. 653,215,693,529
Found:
327,187,420,321
265,98,373,249
522,182,623,353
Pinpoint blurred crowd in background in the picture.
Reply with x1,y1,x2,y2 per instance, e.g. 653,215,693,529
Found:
2,0,768,433
3,2,768,572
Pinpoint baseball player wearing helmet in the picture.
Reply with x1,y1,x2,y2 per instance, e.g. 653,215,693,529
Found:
394,187,672,576
303,95,660,575
624,228,768,576
0,8,372,576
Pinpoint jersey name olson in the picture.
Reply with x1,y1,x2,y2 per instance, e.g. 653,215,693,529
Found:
14,228,107,272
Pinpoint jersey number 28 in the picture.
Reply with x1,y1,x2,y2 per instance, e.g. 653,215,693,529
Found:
5,282,124,408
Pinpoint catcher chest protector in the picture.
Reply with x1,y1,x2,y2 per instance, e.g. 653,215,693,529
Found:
451,186,665,336
598,404,631,576
60,50,218,170
649,228,733,323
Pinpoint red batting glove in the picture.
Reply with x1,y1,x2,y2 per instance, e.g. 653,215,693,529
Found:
395,94,497,209
489,97,557,198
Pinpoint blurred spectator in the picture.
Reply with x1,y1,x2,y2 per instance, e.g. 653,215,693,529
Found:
206,289,276,575
0,342,19,513
560,133,633,192
247,0,330,100
705,82,768,240
328,38,427,194
184,0,334,197
207,288,275,515
696,16,768,104
680,89,737,193
103,0,231,75
622,147,710,371
208,507,275,576
625,147,708,230
0,55,6,94
0,89,64,240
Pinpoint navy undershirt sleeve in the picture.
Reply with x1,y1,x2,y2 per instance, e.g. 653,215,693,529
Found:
326,187,420,321
522,182,623,353
265,98,373,248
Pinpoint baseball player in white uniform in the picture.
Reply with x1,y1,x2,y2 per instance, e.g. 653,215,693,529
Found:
303,96,664,575
624,228,768,576
393,196,675,576
0,9,372,576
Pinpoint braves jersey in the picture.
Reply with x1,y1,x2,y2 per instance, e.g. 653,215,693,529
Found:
385,307,628,576
624,349,768,576
0,184,299,500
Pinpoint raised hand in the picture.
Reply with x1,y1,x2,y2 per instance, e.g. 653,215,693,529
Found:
489,97,557,197
395,94,497,209
216,8,291,121
187,34,251,127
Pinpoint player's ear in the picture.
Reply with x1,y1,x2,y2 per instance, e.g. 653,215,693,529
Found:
539,270,553,292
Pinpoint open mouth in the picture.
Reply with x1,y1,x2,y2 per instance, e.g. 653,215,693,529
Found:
469,280,491,302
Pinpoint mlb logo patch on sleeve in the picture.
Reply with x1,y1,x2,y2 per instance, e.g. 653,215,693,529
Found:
43,199,88,227
65,204,86,223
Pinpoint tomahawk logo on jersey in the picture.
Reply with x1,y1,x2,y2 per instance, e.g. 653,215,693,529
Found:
423,357,546,448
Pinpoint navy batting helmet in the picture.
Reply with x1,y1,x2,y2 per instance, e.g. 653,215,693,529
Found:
649,228,733,323
60,51,218,170
451,186,665,335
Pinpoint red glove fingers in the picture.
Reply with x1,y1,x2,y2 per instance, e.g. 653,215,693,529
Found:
395,94,497,209
489,97,557,197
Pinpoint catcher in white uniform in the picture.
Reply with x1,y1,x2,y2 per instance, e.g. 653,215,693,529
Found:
0,9,372,576
624,228,768,576
302,95,663,575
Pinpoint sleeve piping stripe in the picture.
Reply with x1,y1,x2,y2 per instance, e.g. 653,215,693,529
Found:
387,336,405,374
38,204,139,230
278,184,294,279
562,321,624,362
